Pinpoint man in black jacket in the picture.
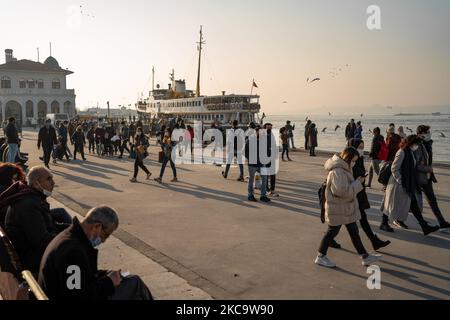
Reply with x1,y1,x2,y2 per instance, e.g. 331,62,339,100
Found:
38,119,58,168
415,125,450,230
5,117,19,163
38,206,153,300
0,166,70,274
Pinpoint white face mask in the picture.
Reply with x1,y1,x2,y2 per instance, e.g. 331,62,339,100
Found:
37,182,52,197
358,147,364,154
423,133,432,141
411,145,419,152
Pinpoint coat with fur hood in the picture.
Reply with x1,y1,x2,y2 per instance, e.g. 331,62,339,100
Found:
324,155,363,226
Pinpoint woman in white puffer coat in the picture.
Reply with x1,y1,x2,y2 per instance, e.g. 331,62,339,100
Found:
315,147,382,268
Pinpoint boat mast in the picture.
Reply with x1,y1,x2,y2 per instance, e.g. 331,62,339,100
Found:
152,66,155,92
196,26,205,97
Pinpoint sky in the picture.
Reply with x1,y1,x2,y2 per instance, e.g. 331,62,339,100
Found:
1,0,449,114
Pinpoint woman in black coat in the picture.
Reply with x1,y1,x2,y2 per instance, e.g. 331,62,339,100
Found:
333,139,391,251
130,127,151,183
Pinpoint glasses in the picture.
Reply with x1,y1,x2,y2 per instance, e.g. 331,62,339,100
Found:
92,220,113,241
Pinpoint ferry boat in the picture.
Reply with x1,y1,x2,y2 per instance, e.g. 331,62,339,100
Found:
136,27,262,127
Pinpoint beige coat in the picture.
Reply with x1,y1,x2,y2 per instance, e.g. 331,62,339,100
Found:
324,155,363,226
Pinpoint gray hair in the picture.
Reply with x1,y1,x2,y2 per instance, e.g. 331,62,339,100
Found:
27,166,51,186
84,206,119,230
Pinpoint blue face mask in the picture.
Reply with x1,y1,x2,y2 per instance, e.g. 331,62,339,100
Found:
90,237,102,248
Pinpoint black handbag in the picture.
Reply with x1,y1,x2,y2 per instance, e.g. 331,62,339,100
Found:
378,162,392,186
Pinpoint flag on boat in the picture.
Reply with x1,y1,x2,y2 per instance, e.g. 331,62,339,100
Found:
252,80,258,88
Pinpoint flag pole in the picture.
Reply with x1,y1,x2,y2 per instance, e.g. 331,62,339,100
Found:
250,78,254,95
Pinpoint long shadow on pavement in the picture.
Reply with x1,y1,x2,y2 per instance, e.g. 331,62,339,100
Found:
52,170,123,192
335,267,443,300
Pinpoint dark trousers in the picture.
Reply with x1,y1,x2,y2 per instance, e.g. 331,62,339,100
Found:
224,162,244,178
304,136,308,150
319,222,367,256
61,140,70,160
422,180,446,225
266,174,276,192
88,140,95,153
133,157,150,178
282,144,289,160
160,156,177,178
49,208,72,225
109,275,153,300
43,147,52,166
359,208,377,242
310,146,316,156
73,144,85,160
120,140,130,157
410,194,427,227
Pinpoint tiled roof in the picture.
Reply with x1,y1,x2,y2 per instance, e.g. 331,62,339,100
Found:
0,59,73,74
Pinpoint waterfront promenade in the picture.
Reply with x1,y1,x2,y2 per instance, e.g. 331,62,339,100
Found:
20,129,450,300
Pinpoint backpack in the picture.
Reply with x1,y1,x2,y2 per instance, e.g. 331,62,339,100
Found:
377,140,389,161
318,179,327,224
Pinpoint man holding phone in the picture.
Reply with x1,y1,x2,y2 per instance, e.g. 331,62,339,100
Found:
39,206,153,300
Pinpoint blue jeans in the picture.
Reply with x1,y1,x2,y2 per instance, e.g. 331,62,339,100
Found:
247,166,268,198
160,156,177,178
49,208,73,225
7,143,18,163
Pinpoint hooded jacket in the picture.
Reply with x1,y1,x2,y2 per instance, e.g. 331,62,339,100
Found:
324,155,363,226
0,182,66,274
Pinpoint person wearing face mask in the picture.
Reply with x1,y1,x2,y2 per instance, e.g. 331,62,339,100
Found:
315,147,382,268
381,135,440,235
415,126,450,230
72,125,87,161
154,127,178,183
343,139,391,251
38,119,58,169
130,127,152,183
0,166,71,274
38,206,153,300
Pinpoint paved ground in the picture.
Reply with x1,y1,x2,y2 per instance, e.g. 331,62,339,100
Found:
19,129,450,299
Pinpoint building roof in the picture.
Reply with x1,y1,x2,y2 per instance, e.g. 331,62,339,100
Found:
44,56,60,68
0,59,73,75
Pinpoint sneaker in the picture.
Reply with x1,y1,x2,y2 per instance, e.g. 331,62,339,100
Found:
393,220,409,229
171,177,178,182
146,172,152,180
237,177,245,182
248,195,257,202
222,171,227,179
260,196,271,203
422,224,440,236
268,191,280,198
380,223,394,233
130,178,137,183
315,255,336,268
362,254,383,266
154,177,162,183
288,158,293,162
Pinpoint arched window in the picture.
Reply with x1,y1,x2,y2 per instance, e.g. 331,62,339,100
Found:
52,79,60,89
26,101,34,118
1,76,11,88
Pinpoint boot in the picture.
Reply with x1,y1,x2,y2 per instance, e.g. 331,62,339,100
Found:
380,214,394,233
421,223,440,236
371,235,391,251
